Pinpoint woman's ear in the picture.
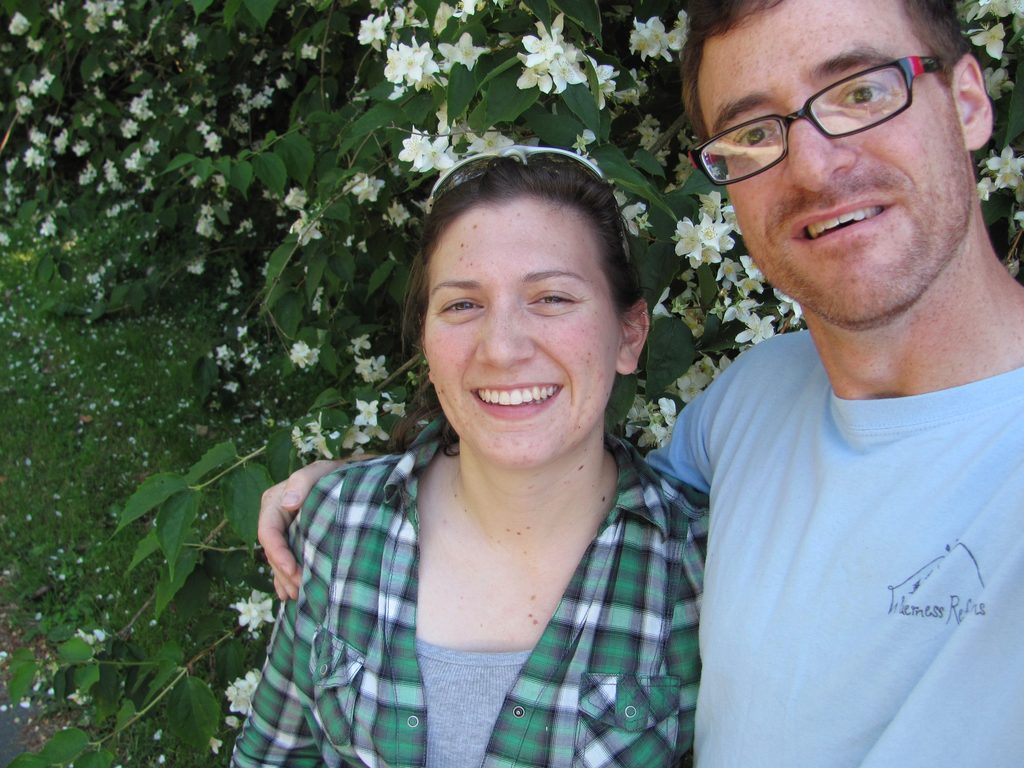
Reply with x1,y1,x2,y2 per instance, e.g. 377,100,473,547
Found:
616,299,650,375
951,53,994,151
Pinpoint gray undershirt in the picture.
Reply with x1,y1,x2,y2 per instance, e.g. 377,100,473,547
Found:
416,638,530,768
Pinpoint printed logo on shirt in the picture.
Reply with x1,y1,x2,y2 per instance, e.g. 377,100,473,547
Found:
887,542,986,624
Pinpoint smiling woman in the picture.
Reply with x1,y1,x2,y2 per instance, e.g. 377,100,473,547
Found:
231,148,707,768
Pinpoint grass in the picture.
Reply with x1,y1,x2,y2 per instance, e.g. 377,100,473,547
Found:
0,221,323,765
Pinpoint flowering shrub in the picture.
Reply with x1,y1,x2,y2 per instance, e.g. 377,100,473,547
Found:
3,0,1023,763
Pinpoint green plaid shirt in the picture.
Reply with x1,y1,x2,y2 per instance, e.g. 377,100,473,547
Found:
232,426,707,768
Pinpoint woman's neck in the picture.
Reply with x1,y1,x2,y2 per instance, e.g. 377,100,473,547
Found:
430,436,617,544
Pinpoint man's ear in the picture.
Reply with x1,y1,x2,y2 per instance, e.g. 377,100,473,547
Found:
616,299,651,375
951,54,994,151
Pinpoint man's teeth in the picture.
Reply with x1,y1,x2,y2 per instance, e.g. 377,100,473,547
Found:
806,206,883,239
477,386,557,405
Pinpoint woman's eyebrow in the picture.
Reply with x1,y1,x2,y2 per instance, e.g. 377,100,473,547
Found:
523,270,587,284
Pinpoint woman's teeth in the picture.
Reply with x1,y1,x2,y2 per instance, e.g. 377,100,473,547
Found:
477,386,557,405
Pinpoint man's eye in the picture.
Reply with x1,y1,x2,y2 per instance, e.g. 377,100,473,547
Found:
846,84,883,104
734,125,770,147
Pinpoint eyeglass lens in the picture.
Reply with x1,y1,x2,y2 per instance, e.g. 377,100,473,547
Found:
700,62,912,183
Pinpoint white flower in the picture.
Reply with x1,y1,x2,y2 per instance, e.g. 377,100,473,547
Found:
39,215,56,238
630,17,673,62
358,12,389,51
284,187,308,210
225,669,262,715
354,354,388,383
465,130,514,155
971,23,1006,59
23,147,45,169
386,200,410,227
209,737,222,755
398,129,455,173
183,31,199,50
9,12,30,35
674,212,735,268
438,32,488,72
736,313,776,345
384,38,439,90
348,334,372,355
289,214,323,246
300,42,319,60
289,340,320,369
204,131,222,153
230,590,274,634
986,145,1024,190
345,172,385,203
354,399,379,427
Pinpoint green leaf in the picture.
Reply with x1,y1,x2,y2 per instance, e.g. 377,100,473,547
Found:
560,82,601,135
253,151,288,197
270,290,302,338
156,548,199,617
117,473,187,533
7,755,47,768
266,428,298,482
276,133,315,185
230,159,254,195
446,63,477,120
156,489,200,578
605,373,637,432
190,0,214,16
367,259,396,297
161,152,196,175
184,440,237,484
243,0,279,28
38,728,90,763
485,68,540,125
8,649,38,703
57,637,94,664
554,0,601,40
264,238,297,286
591,144,674,217
75,750,115,768
521,0,552,32
338,102,404,154
127,531,160,572
167,677,220,749
223,463,273,545
1004,57,1024,144
646,316,696,398
522,104,584,147
224,0,243,26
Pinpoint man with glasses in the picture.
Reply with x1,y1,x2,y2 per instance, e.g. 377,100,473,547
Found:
259,0,1023,764
648,0,1024,765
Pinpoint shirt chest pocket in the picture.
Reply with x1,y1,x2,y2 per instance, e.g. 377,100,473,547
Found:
574,673,682,766
310,625,366,752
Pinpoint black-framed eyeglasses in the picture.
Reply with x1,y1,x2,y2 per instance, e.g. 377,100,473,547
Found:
690,56,941,185
427,144,605,208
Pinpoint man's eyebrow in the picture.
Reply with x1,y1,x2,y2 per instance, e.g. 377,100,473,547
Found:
708,46,896,136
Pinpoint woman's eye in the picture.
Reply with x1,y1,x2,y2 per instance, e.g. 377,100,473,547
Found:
537,295,572,305
443,300,478,312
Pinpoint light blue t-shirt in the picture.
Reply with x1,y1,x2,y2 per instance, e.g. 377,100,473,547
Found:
650,330,1024,768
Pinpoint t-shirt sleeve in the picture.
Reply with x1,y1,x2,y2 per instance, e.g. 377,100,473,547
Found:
648,388,715,493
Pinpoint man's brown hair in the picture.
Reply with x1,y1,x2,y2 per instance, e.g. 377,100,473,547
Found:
681,0,972,139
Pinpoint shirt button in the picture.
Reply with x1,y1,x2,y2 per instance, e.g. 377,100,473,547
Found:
512,705,526,718
407,715,420,728
318,664,328,676
624,705,638,719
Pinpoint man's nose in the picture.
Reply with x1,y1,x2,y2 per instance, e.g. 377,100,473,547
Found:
782,117,857,191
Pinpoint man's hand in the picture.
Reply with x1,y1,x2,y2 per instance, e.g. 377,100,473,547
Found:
259,460,344,600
